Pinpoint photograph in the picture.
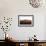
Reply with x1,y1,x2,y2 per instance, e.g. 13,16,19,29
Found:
18,15,34,27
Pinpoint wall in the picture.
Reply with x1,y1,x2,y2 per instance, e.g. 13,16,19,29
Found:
44,16,46,40
0,0,46,40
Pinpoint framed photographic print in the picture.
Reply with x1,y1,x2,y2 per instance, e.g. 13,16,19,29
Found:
18,15,34,27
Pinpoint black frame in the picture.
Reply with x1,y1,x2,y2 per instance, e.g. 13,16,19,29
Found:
18,15,34,27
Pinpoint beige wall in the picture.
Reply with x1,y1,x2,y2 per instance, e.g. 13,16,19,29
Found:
0,0,46,40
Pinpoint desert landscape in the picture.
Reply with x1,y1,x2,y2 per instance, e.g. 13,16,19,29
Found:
20,20,32,24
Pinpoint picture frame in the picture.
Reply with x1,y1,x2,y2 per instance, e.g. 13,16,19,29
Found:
18,15,34,27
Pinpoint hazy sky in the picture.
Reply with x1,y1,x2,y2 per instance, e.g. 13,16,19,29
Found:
19,16,32,20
